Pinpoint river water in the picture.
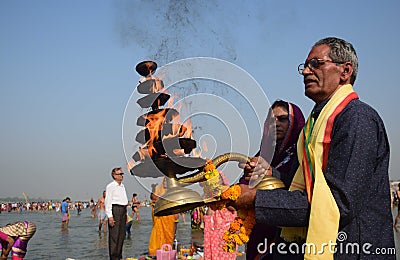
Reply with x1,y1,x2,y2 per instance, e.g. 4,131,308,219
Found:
0,207,399,259
0,206,200,259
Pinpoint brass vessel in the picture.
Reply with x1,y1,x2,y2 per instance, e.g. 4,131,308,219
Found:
154,153,284,216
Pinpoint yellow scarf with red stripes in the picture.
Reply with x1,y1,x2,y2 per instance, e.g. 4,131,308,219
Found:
281,84,358,259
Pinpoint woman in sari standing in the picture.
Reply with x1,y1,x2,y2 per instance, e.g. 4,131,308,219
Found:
239,100,305,260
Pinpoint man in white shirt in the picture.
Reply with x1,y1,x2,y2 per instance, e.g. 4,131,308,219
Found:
105,167,128,260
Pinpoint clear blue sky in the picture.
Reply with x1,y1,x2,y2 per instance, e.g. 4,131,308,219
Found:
1,0,399,201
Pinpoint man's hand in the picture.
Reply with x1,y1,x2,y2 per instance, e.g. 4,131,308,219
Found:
228,184,257,210
108,217,115,227
239,156,272,182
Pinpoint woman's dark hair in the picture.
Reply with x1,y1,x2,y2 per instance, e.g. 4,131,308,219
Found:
271,99,289,112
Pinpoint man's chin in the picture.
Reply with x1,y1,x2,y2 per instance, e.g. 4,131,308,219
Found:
304,90,320,104
304,89,314,99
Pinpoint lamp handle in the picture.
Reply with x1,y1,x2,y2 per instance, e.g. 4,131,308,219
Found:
177,152,250,184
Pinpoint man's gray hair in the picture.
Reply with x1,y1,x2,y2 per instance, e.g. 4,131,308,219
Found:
313,37,358,85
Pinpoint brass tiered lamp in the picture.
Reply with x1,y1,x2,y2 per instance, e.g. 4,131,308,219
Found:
129,60,285,217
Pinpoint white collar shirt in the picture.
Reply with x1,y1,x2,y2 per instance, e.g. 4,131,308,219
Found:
105,180,128,218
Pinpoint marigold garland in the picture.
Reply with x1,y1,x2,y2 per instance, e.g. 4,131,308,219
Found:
202,160,225,198
202,161,256,253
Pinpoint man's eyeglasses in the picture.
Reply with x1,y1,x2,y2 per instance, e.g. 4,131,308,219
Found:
298,58,344,74
114,172,124,176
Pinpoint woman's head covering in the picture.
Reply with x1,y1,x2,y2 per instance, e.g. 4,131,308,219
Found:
259,101,304,171
239,100,304,186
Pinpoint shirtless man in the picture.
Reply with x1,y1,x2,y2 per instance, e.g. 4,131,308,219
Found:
90,198,97,218
97,191,107,233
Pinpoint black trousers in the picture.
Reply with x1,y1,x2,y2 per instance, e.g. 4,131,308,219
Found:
108,204,127,260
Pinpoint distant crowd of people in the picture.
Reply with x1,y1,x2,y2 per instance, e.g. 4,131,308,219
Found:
0,200,91,213
0,199,149,214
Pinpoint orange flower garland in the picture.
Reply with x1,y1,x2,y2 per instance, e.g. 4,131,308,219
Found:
202,161,256,253
220,187,256,252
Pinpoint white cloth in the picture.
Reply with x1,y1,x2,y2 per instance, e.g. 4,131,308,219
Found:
105,180,128,218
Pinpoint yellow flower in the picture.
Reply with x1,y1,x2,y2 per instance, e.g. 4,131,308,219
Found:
238,233,249,243
204,162,216,172
244,228,253,236
232,234,243,245
208,175,219,184
222,230,230,242
221,208,256,253
229,220,241,233
228,185,241,200
225,241,236,253
220,187,231,200
235,217,244,226
239,226,247,234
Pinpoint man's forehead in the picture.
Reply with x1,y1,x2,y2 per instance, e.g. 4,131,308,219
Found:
308,44,330,58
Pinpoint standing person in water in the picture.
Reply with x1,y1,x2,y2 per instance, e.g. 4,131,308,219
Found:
131,193,141,221
97,191,108,233
61,197,71,230
105,167,128,260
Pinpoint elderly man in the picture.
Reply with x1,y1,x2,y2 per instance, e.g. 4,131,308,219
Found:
235,37,395,259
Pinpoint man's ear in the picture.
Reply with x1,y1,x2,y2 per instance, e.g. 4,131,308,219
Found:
340,62,353,84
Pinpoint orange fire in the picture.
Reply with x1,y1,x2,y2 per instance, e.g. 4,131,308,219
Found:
183,119,193,139
144,109,166,157
147,64,154,75
153,80,163,93
137,79,201,159
137,148,150,160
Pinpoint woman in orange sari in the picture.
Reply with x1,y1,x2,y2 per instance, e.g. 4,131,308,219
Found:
147,178,178,256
